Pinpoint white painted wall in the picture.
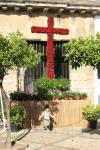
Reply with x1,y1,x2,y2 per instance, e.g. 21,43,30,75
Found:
94,16,100,105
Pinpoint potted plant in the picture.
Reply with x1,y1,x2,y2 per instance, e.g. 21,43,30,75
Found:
10,104,27,132
82,105,100,129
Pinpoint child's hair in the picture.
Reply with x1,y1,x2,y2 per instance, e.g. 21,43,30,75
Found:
45,104,49,109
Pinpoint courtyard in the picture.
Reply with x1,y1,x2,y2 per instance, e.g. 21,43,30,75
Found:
0,125,100,150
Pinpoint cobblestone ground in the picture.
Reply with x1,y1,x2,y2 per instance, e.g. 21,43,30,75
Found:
0,127,100,150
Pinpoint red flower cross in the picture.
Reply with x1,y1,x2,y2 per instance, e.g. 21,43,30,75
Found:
31,16,69,79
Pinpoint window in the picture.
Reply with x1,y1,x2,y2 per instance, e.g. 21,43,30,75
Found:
24,41,69,93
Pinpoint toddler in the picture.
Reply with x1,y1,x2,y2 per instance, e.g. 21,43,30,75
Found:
39,104,53,132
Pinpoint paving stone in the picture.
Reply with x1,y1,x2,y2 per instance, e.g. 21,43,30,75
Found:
37,145,76,150
0,127,100,150
54,136,100,150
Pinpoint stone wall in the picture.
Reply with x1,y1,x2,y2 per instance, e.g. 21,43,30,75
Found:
0,12,94,98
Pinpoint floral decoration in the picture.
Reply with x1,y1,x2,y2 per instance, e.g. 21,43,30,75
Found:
31,16,69,79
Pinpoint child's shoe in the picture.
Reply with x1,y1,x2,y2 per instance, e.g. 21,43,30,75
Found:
47,130,50,133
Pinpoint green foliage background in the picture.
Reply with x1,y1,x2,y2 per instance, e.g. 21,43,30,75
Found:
64,33,100,69
0,31,41,80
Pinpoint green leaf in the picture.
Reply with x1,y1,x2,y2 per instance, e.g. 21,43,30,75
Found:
64,33,100,69
0,31,41,79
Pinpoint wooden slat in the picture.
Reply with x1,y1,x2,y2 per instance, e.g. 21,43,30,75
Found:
11,99,91,128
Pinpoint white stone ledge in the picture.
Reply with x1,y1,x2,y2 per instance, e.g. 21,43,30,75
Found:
0,2,100,13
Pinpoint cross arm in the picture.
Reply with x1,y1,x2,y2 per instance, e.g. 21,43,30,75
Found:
31,26,48,33
52,28,69,35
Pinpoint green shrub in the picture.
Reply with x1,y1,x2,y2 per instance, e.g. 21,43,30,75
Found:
34,93,53,100
82,105,100,121
34,77,53,93
52,78,70,91
10,91,87,101
10,91,34,101
10,105,27,127
52,92,87,100
34,77,70,94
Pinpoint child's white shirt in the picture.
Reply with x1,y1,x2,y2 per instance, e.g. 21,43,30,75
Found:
39,111,53,120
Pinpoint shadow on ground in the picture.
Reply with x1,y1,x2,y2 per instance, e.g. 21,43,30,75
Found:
82,119,100,135
12,128,31,142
